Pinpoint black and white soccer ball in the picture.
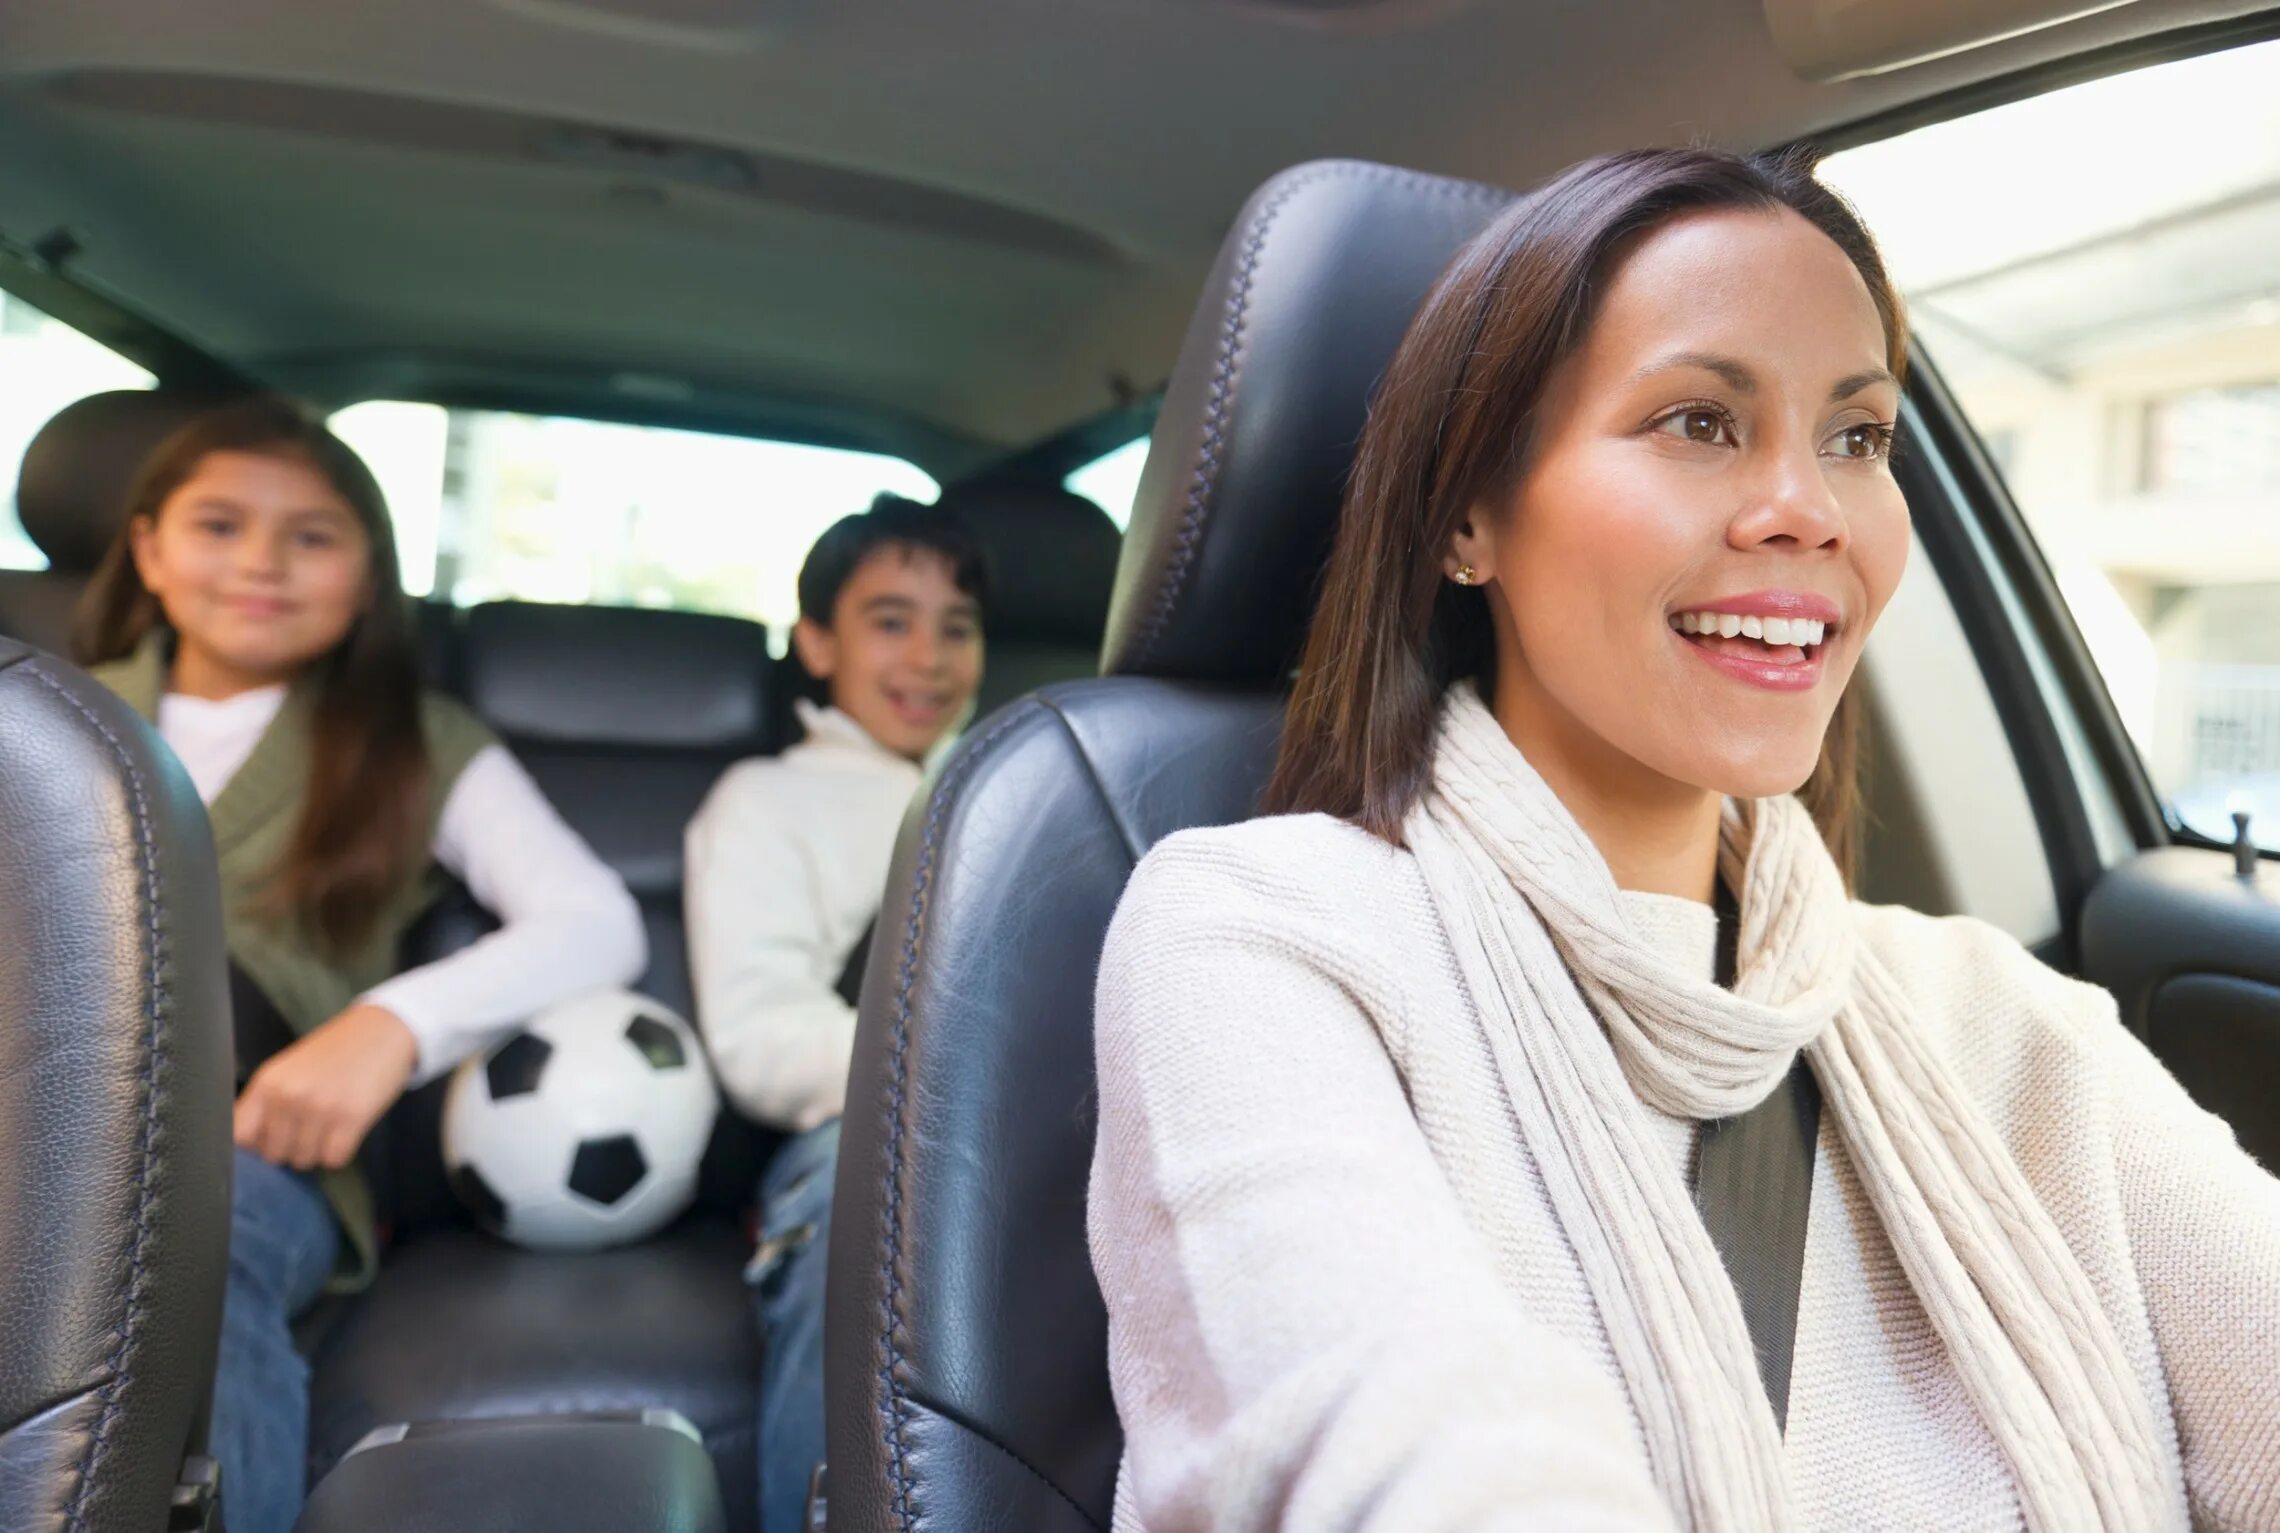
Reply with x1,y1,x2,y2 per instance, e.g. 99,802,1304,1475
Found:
442,989,719,1252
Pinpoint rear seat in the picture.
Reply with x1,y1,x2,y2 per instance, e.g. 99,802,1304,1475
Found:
312,490,1116,1527
1,389,1124,1533
309,599,781,1533
937,477,1121,720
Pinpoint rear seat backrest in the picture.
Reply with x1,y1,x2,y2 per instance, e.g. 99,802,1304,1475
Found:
453,599,775,1015
933,478,1121,720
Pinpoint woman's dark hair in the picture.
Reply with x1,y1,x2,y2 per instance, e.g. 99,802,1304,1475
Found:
76,393,432,953
795,492,991,628
1262,146,1906,883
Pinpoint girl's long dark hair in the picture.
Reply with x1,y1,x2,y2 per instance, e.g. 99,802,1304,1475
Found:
76,394,432,953
1262,147,1906,884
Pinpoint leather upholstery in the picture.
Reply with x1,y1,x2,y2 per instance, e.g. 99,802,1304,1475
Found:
0,390,223,656
1101,161,1509,685
0,572,84,658
456,600,768,1028
825,161,1512,1530
0,640,233,1533
827,685,1281,1531
307,1226,760,1533
16,391,221,574
313,600,776,1530
935,479,1121,722
938,480,1121,652
296,1415,727,1533
461,602,772,751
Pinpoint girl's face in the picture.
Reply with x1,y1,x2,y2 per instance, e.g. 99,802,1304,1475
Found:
792,545,984,762
130,449,373,694
1455,207,1909,805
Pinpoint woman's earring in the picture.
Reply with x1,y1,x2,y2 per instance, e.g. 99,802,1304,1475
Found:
1453,564,1477,587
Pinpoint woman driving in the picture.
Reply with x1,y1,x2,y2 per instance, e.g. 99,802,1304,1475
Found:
1087,148,2280,1531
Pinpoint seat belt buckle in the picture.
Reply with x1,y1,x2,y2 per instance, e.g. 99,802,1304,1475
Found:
806,1461,829,1532
169,1453,221,1532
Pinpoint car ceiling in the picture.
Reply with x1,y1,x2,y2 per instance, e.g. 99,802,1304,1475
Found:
0,0,2273,474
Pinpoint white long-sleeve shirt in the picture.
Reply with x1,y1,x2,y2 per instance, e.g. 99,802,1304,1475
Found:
158,684,648,1084
683,702,928,1131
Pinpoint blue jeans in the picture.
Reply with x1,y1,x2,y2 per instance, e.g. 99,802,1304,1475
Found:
750,1119,838,1533
213,1148,340,1533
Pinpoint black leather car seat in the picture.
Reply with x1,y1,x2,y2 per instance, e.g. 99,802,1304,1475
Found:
0,639,234,1532
933,478,1121,723
822,161,1511,1531
306,599,779,1532
0,391,223,653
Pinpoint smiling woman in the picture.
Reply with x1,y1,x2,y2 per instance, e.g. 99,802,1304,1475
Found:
1088,146,2280,1533
1265,149,1908,888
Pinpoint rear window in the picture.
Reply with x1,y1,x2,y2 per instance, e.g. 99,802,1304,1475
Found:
1065,435,1150,532
0,291,156,569
330,402,937,640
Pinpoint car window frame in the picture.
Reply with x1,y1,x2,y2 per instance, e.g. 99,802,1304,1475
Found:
1786,16,2280,952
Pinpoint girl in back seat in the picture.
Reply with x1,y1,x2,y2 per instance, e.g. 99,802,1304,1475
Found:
75,394,646,1533
685,496,986,1533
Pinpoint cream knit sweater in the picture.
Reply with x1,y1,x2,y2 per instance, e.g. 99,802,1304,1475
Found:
1087,812,2280,1532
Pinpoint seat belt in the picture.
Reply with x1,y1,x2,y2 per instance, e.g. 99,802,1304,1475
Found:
228,962,300,1091
1690,883,1821,1433
834,918,876,1008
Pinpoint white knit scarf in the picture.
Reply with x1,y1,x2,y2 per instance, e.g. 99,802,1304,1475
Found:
1402,684,2173,1532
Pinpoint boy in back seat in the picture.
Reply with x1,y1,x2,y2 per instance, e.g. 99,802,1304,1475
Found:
684,496,986,1532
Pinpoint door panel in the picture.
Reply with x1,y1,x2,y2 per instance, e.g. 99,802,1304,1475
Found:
2081,847,2280,1166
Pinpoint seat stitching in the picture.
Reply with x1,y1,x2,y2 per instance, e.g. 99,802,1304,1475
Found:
902,1387,1105,1531
25,662,173,1531
1124,160,1508,671
875,706,1032,1529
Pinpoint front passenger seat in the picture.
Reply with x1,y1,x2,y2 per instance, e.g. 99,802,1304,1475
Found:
822,161,1511,1530
0,640,235,1531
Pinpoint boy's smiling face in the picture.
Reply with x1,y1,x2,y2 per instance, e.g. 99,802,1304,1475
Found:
793,543,985,761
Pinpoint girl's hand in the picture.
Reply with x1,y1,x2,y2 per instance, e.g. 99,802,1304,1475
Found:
234,1003,418,1171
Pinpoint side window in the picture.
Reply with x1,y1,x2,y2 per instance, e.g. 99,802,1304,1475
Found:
330,402,937,644
0,291,156,568
1822,37,2280,850
1064,435,1150,532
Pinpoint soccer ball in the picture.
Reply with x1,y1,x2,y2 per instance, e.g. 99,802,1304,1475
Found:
442,989,720,1252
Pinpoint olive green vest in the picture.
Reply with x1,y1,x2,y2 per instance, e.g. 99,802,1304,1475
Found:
93,633,496,1290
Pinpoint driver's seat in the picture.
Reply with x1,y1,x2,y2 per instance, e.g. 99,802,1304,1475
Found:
822,161,1511,1530
0,640,234,1531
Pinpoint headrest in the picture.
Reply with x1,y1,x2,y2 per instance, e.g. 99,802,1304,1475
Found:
933,478,1120,647
17,391,224,573
461,601,770,751
1102,160,1512,684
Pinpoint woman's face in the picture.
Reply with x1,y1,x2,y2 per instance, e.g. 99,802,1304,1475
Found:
130,449,373,692
1457,207,1909,804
